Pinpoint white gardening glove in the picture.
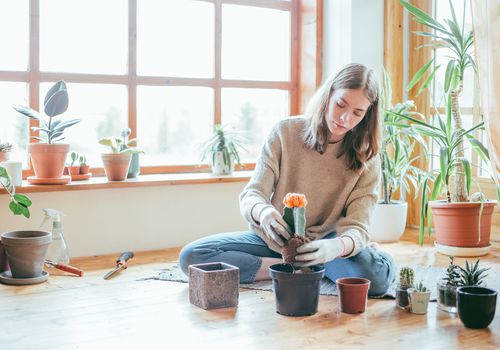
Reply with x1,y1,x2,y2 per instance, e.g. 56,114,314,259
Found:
294,238,345,267
258,206,291,247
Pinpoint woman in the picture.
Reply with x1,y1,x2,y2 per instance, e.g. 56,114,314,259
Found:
180,63,395,296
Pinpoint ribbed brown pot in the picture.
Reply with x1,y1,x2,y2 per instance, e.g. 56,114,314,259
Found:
28,143,69,178
101,153,131,181
430,200,497,247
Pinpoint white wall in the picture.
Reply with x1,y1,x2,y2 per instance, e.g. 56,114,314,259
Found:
0,182,248,257
323,0,385,81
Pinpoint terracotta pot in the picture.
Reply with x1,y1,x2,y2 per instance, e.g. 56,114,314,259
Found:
336,277,371,314
0,151,10,163
28,143,69,178
430,200,497,248
79,165,90,175
101,153,132,181
269,263,325,316
68,165,80,176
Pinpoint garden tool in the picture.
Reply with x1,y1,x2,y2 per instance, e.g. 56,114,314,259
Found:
45,259,84,277
104,252,134,280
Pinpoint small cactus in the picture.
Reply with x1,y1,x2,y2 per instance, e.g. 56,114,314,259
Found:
282,193,307,237
443,257,461,287
399,267,414,287
415,281,428,292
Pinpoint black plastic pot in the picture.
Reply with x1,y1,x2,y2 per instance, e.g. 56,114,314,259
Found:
395,284,411,310
269,263,325,316
457,286,497,329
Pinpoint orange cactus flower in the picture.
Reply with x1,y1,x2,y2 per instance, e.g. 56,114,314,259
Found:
283,193,307,208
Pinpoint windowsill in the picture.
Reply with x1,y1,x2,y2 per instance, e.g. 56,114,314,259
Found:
0,171,253,194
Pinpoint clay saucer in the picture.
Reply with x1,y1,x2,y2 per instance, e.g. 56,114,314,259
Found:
70,173,92,181
27,175,71,185
0,270,49,285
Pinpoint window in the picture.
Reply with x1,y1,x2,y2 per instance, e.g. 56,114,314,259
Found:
0,0,298,175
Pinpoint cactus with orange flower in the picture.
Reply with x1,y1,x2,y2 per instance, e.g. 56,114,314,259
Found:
282,193,309,263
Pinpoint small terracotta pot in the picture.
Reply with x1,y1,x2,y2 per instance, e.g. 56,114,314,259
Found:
430,200,497,248
336,277,371,314
79,165,90,175
101,153,132,181
68,165,80,176
28,143,69,179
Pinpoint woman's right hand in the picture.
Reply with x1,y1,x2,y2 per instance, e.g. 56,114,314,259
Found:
258,206,291,247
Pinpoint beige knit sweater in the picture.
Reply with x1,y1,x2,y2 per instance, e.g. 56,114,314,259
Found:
239,117,381,257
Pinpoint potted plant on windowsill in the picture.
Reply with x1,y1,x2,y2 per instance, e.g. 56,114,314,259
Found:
99,128,143,181
0,141,12,163
397,0,499,255
12,80,81,185
370,71,427,242
200,124,246,175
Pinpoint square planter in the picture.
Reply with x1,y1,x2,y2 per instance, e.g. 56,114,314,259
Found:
188,262,239,310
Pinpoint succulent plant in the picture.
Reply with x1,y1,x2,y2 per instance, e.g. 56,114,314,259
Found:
415,281,428,293
399,267,414,287
443,256,462,287
0,140,13,152
98,128,143,155
459,259,490,287
282,193,307,237
13,80,81,144
200,124,246,169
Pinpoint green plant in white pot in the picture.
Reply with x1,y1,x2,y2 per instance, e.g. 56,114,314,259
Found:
0,140,12,163
99,128,143,181
399,0,499,255
200,124,246,175
370,71,427,242
12,80,80,184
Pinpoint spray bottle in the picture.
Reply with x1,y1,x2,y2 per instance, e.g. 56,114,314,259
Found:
41,208,70,264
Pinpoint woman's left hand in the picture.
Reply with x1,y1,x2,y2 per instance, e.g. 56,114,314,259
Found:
294,238,345,266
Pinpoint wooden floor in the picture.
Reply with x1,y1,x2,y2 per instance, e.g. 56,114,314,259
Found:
0,230,499,350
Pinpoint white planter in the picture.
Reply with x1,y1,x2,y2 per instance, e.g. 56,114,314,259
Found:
369,200,408,242
211,151,234,175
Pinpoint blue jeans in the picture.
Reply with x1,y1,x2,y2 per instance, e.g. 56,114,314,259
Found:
179,231,396,296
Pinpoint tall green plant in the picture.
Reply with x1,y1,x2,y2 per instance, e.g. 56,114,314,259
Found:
380,70,427,204
13,81,81,144
401,0,475,202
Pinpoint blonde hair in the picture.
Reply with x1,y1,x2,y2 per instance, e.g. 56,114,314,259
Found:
303,63,381,172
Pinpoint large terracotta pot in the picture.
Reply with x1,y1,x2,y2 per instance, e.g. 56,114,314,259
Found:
430,200,497,251
101,153,132,181
28,143,69,178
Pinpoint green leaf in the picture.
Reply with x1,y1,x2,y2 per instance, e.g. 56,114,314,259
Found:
13,194,32,207
417,64,441,95
19,203,30,218
9,201,22,215
0,166,8,178
52,119,81,132
12,105,42,120
407,59,434,92
44,80,69,117
444,60,456,93
460,158,472,195
466,135,490,163
440,146,449,186
400,0,447,33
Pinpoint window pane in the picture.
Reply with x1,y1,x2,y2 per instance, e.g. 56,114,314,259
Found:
222,5,290,81
0,0,28,71
222,88,289,161
40,0,127,74
40,83,127,168
0,82,29,166
137,86,213,166
137,0,214,78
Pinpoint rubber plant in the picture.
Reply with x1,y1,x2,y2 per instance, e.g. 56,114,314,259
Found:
0,166,32,218
395,0,500,245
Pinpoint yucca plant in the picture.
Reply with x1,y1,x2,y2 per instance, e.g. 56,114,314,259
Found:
200,124,246,172
459,259,489,286
399,0,500,245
